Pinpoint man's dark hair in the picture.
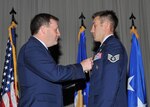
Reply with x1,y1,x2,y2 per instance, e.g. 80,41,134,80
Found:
30,13,59,35
92,10,118,31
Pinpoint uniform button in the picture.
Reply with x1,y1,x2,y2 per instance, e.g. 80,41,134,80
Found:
96,65,98,69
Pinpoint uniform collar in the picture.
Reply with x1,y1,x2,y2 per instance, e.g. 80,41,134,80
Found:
100,34,113,46
98,34,114,52
33,36,48,50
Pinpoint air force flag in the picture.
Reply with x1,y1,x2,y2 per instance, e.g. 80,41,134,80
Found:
127,27,147,107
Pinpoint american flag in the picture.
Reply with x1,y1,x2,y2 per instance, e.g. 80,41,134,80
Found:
0,22,18,107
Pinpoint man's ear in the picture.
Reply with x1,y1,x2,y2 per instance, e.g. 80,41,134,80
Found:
105,21,111,30
39,25,46,34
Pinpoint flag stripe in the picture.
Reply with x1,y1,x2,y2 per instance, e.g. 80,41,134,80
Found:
10,83,17,107
3,93,10,107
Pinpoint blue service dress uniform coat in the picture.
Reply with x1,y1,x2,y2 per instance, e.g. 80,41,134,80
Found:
17,36,85,107
88,35,128,107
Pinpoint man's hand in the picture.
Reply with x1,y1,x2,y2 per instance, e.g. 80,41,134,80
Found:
80,57,93,72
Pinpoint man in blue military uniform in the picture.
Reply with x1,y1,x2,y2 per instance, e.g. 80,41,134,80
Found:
17,13,93,107
88,10,128,107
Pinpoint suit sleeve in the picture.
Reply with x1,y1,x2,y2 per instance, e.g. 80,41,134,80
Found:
24,46,85,83
100,44,125,106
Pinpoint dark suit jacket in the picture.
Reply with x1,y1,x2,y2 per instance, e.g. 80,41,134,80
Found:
17,37,85,107
88,36,128,107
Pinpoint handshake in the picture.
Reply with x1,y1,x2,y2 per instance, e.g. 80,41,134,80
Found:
80,58,93,73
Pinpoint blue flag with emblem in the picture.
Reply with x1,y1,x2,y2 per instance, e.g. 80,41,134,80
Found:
74,26,89,107
127,27,147,107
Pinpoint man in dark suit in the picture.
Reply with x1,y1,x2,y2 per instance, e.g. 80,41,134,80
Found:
88,10,128,107
17,13,93,107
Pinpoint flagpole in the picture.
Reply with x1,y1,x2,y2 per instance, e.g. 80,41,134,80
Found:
74,12,89,107
10,7,17,24
0,7,18,107
79,12,86,29
9,7,19,98
128,13,147,107
79,13,90,82
129,13,139,38
129,13,136,29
